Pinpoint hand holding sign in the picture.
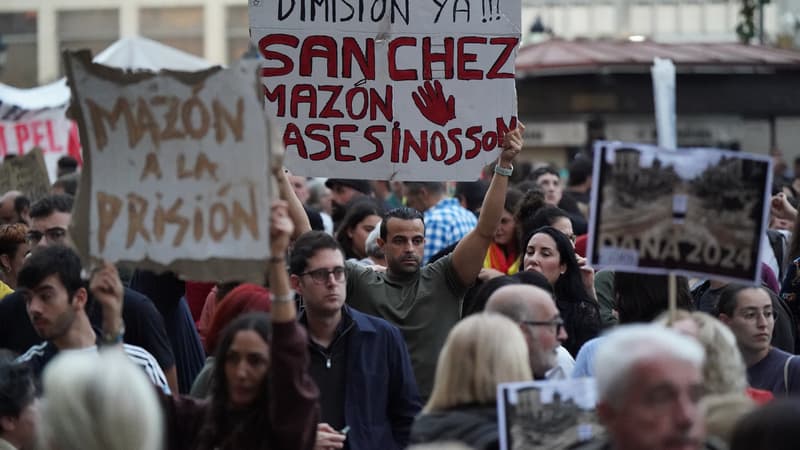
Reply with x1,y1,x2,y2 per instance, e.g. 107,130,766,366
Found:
771,192,798,222
270,200,293,259
498,122,524,164
89,261,125,338
412,80,456,126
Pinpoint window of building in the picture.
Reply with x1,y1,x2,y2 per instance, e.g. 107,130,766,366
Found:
140,7,204,57
58,9,119,76
227,5,251,63
0,12,38,88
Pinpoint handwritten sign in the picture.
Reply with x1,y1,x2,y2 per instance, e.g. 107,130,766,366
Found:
249,0,521,181
587,141,771,284
0,147,51,203
64,51,272,283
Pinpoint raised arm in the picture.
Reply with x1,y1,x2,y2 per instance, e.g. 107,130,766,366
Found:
451,124,523,286
267,200,320,450
275,166,312,238
268,199,297,322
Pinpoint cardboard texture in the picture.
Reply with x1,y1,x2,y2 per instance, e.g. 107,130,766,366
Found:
250,0,522,181
0,147,51,203
64,50,273,283
587,141,772,284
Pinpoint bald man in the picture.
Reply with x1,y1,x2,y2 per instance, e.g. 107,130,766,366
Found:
485,284,571,379
0,191,29,225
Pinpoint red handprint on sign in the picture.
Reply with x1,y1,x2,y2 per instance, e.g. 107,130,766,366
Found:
412,80,456,126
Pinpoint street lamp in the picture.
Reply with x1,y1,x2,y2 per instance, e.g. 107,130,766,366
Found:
523,16,551,45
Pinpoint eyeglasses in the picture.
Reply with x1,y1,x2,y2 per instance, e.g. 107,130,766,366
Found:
26,227,67,245
521,318,565,335
299,266,346,284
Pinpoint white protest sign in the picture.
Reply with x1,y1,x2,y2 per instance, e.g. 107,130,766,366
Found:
64,52,272,282
0,106,80,182
250,0,522,181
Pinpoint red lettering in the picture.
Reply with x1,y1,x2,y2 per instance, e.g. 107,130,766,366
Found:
0,125,6,157
445,128,463,165
283,123,308,158
333,124,357,162
370,86,393,121
464,126,482,159
430,131,447,161
342,37,375,80
422,37,454,80
300,36,338,77
318,86,344,118
259,34,298,77
388,37,417,81
487,37,518,79
14,124,30,154
291,84,318,118
457,37,486,80
46,120,65,153
482,131,498,150
345,87,368,120
264,84,287,117
391,123,401,163
495,116,518,143
306,124,332,161
361,125,386,163
31,121,46,149
402,130,428,163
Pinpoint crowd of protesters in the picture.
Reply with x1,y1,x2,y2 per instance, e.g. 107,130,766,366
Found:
2,140,800,450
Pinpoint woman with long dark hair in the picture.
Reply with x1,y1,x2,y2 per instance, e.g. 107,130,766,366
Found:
335,197,383,261
157,202,319,450
481,188,523,277
521,226,601,355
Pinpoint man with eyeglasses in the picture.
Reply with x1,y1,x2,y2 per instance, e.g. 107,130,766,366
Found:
0,194,179,393
716,284,800,396
289,231,421,450
485,284,571,379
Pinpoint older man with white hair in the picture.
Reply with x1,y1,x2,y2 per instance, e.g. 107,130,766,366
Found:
571,324,722,450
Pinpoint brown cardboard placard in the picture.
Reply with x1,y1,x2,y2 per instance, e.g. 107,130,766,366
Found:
64,50,273,283
0,147,51,203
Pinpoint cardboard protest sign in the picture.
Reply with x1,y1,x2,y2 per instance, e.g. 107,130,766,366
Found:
0,147,51,203
498,378,600,450
587,141,771,284
249,0,521,181
64,51,272,283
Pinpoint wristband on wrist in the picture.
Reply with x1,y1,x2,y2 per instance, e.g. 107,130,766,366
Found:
101,322,125,346
268,255,286,264
272,290,296,303
494,164,513,177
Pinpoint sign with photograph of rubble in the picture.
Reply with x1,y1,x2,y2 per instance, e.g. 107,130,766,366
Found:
587,141,771,284
497,378,600,450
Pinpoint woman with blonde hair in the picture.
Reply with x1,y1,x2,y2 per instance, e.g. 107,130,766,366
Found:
38,350,163,450
409,313,532,450
656,310,769,447
657,310,750,395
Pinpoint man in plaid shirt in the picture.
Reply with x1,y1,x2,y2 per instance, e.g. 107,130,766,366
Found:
403,182,477,265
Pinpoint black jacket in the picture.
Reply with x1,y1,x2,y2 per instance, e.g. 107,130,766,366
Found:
409,404,499,450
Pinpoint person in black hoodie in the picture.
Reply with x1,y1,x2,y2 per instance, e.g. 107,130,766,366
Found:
409,313,532,450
